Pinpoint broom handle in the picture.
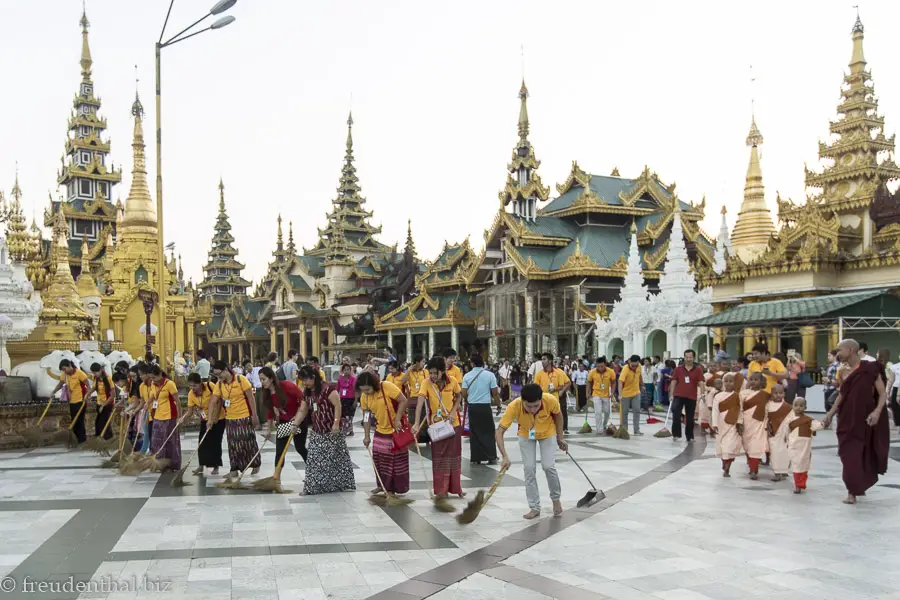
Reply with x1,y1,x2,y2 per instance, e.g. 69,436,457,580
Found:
411,417,433,499
99,405,118,438
67,401,87,431
663,400,673,428
152,413,188,458
237,437,268,479
367,444,391,494
565,451,597,490
36,397,54,426
482,465,509,504
273,427,296,479
182,425,213,471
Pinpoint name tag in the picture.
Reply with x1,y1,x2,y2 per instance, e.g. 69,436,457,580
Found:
548,383,555,392
224,400,231,408
201,410,207,419
152,400,158,409
312,402,318,413
684,377,690,384
528,429,537,440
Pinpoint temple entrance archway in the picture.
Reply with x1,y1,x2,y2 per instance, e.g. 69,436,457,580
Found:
646,330,667,359
607,338,624,359
692,333,710,360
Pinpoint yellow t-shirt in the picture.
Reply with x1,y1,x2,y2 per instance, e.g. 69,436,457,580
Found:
749,358,787,393
534,368,569,398
588,368,616,397
499,393,561,439
140,382,157,422
386,372,405,393
446,364,463,384
360,380,402,435
419,378,461,427
214,375,253,420
153,379,179,421
61,370,89,404
406,368,428,397
188,385,215,420
619,365,642,398
94,376,110,406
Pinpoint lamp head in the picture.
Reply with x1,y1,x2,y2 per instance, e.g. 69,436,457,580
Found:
210,0,236,15
211,15,235,29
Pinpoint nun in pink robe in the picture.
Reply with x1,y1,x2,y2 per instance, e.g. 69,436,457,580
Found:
788,407,823,493
740,376,769,479
712,373,743,477
766,385,794,481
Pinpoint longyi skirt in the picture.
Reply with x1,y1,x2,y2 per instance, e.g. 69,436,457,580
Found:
226,417,261,472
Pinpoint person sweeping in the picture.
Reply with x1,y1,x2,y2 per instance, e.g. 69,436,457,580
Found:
260,366,307,464
496,383,567,519
91,363,115,442
358,371,412,499
149,366,182,472
184,373,224,476
210,360,261,479
50,359,93,446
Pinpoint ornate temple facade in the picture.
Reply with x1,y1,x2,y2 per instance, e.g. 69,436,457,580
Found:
197,179,251,316
44,8,122,279
697,15,900,368
457,81,715,362
204,115,419,363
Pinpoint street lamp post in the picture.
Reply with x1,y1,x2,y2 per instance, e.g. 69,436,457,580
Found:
154,0,236,371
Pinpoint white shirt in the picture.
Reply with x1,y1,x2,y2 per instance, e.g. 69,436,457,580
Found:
248,366,262,389
573,370,588,386
889,363,900,389
498,365,511,381
527,361,539,380
861,354,876,362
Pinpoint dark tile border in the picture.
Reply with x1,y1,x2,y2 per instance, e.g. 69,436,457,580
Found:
368,428,707,600
108,539,425,561
482,565,606,599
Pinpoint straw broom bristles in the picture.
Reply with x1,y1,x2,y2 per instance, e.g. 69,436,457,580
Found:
365,445,413,507
84,406,118,454
612,400,630,440
457,466,508,525
22,397,56,448
252,428,295,494
654,402,673,438
102,415,131,468
216,438,268,490
126,413,187,475
172,425,213,488
51,401,87,448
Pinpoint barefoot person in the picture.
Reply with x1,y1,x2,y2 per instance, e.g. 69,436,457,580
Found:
496,383,568,519
823,339,890,504
788,398,823,494
358,371,411,496
711,373,743,477
740,372,769,480
766,384,793,483
415,357,465,499
185,373,223,476
210,360,261,478
588,357,615,434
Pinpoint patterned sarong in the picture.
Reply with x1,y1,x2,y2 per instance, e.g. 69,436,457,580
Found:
304,430,356,495
150,418,182,470
372,432,409,493
226,417,261,472
431,426,462,495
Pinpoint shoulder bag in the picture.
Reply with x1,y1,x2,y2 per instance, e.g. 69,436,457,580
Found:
426,381,456,442
382,384,415,453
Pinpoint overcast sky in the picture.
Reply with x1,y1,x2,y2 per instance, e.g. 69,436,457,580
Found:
2,1,899,285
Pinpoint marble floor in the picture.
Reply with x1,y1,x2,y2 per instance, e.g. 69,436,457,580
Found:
0,409,897,600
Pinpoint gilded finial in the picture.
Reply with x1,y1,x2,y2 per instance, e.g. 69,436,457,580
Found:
746,114,763,147
218,177,225,211
346,111,354,150
517,79,530,141
288,221,295,252
80,1,93,82
630,219,637,234
721,205,727,216
852,6,863,33
12,162,22,202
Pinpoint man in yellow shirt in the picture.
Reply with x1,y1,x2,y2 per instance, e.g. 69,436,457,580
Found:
443,348,463,384
51,359,93,445
588,357,616,433
497,383,567,519
533,352,571,433
749,343,788,393
618,355,643,435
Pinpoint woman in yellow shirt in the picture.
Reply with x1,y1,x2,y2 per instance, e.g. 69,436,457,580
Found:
186,373,224,476
210,360,261,478
51,359,93,445
90,363,115,441
357,371,410,495
150,365,182,471
413,357,464,499
137,364,157,455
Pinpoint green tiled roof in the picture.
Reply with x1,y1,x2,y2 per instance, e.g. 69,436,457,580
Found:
687,290,900,327
513,215,580,239
543,174,694,215
287,275,310,291
297,255,324,275
293,301,327,315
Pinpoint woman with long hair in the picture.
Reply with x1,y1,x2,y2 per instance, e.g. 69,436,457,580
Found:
91,363,115,440
414,357,464,499
210,360,261,477
137,363,155,454
185,373,224,476
336,363,357,436
259,366,306,464
297,365,355,495
357,370,411,496
150,365,181,470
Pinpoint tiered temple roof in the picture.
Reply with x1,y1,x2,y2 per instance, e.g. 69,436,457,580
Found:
197,179,251,315
44,7,121,277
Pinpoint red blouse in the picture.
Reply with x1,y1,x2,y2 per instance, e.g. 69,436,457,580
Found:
308,384,338,434
266,380,303,421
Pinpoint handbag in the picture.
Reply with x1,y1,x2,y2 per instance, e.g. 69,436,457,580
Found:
797,371,814,389
426,381,456,442
382,384,415,453
276,421,296,438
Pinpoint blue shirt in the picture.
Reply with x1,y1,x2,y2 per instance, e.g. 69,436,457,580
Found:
462,367,498,404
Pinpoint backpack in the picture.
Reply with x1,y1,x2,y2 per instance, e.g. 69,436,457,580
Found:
276,364,287,381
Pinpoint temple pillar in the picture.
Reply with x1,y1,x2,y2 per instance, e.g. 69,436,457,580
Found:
800,326,817,369
524,293,534,359
514,296,522,362
282,326,290,358
238,343,244,363
175,315,185,355
299,322,308,357
187,320,195,353
743,328,756,356
312,321,321,358
428,327,435,358
766,327,779,354
713,327,727,353
576,327,586,358
549,293,559,357
269,327,277,354
227,344,232,363
828,324,839,353
249,343,255,364
450,326,458,352
405,329,413,362
488,334,498,364
387,330,393,352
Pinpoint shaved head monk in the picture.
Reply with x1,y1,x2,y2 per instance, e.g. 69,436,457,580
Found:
823,339,889,504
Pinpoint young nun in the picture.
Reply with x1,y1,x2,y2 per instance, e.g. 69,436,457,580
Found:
788,398,823,494
740,372,769,479
150,366,182,471
700,375,720,434
712,372,743,477
210,360,261,477
185,373,224,476
766,384,793,482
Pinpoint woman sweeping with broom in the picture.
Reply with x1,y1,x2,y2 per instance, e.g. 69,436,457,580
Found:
357,371,411,497
210,360,261,478
91,363,115,442
258,366,306,465
50,359,93,446
149,366,182,471
185,373,224,476
413,357,465,501
296,365,355,495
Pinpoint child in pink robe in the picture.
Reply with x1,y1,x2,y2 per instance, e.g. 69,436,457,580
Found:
699,376,719,434
740,372,769,480
788,398,823,494
712,373,743,477
766,384,794,482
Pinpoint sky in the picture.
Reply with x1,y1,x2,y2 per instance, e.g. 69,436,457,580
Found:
2,0,899,286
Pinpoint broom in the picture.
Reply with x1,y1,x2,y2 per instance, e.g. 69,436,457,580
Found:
117,411,147,475
22,397,56,448
612,397,630,440
216,437,268,490
578,410,592,434
457,465,508,524
251,427,296,494
102,414,130,467
411,421,455,513
51,401,87,448
84,406,118,454
654,401,673,438
171,425,213,488
365,444,413,506
128,413,188,475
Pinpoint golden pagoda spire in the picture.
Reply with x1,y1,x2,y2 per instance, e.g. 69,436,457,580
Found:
77,235,99,298
850,8,865,69
276,213,284,250
5,169,31,262
730,113,775,262
518,79,530,142
79,1,93,82
218,176,225,211
118,89,157,236
40,210,91,323
287,221,296,254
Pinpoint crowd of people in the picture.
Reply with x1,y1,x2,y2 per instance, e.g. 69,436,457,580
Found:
56,335,893,513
